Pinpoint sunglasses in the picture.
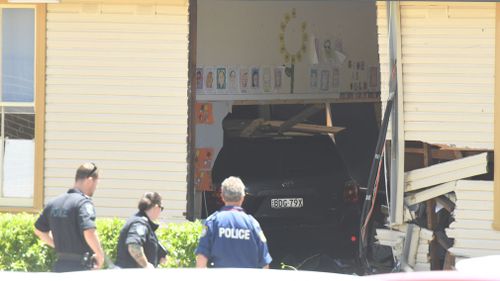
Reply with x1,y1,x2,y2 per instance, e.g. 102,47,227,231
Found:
158,205,164,211
87,163,97,178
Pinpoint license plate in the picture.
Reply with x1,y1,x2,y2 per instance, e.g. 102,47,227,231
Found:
270,198,304,209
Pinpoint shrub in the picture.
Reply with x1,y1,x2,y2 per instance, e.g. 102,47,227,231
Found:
0,213,55,272
157,220,202,268
0,213,201,271
96,218,125,263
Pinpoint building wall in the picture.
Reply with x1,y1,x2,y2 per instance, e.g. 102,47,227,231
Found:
377,2,495,149
447,180,500,258
44,0,189,221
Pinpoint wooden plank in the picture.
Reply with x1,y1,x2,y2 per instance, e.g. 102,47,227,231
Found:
453,239,500,250
405,164,487,192
278,104,324,133
454,209,493,221
325,103,336,143
376,228,406,241
449,220,494,230
446,228,500,240
401,224,418,268
240,119,265,137
454,200,492,211
456,180,493,192
377,239,404,248
264,120,345,135
408,225,421,267
449,247,500,258
404,181,456,206
455,191,493,201
405,153,488,183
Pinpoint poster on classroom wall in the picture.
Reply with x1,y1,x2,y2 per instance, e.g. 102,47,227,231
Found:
196,65,290,95
204,67,215,93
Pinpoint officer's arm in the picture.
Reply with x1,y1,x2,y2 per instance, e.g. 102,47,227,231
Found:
83,228,105,269
34,228,55,248
128,244,154,268
196,254,208,268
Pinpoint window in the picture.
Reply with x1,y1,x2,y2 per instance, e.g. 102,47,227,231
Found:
0,3,45,211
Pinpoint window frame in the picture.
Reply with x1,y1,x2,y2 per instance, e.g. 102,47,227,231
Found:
0,1,45,213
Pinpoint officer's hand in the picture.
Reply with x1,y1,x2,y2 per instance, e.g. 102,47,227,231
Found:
159,257,167,265
93,253,105,269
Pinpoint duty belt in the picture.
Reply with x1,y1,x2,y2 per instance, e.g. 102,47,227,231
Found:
57,252,83,261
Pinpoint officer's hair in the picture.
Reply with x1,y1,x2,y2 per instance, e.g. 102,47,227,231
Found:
138,192,162,212
75,162,99,181
221,176,245,203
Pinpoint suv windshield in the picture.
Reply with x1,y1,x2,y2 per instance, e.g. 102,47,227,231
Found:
213,135,346,183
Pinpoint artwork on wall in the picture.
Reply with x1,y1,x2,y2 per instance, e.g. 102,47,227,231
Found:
227,67,239,92
262,66,272,93
274,66,283,93
197,63,344,95
204,67,215,93
239,67,249,93
251,67,260,92
196,67,204,91
195,147,214,170
216,67,227,93
195,102,214,124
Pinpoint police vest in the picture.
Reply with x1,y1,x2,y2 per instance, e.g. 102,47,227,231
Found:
115,212,163,268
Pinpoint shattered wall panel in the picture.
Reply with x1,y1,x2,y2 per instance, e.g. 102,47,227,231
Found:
447,180,500,258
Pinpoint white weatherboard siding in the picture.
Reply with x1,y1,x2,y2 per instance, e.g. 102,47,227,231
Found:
447,181,500,257
377,2,494,149
44,0,189,222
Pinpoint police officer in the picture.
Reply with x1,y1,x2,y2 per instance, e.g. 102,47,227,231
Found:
34,162,105,272
115,192,168,268
195,176,272,268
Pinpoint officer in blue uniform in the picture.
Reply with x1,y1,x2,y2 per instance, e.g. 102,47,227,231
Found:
34,163,105,272
195,176,272,268
115,192,168,268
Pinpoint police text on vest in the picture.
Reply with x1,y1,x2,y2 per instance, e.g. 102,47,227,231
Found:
219,228,250,240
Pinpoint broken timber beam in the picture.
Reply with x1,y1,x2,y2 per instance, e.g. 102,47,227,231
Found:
264,120,344,135
404,152,488,192
278,104,323,134
240,119,265,137
404,181,457,206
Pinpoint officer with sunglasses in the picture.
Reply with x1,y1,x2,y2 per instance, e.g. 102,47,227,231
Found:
34,162,105,272
115,192,168,268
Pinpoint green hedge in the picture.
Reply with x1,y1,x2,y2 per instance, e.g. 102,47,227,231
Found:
0,213,202,271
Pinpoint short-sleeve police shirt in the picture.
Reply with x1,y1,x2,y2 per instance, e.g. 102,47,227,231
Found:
34,188,96,255
195,206,272,268
115,211,167,268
